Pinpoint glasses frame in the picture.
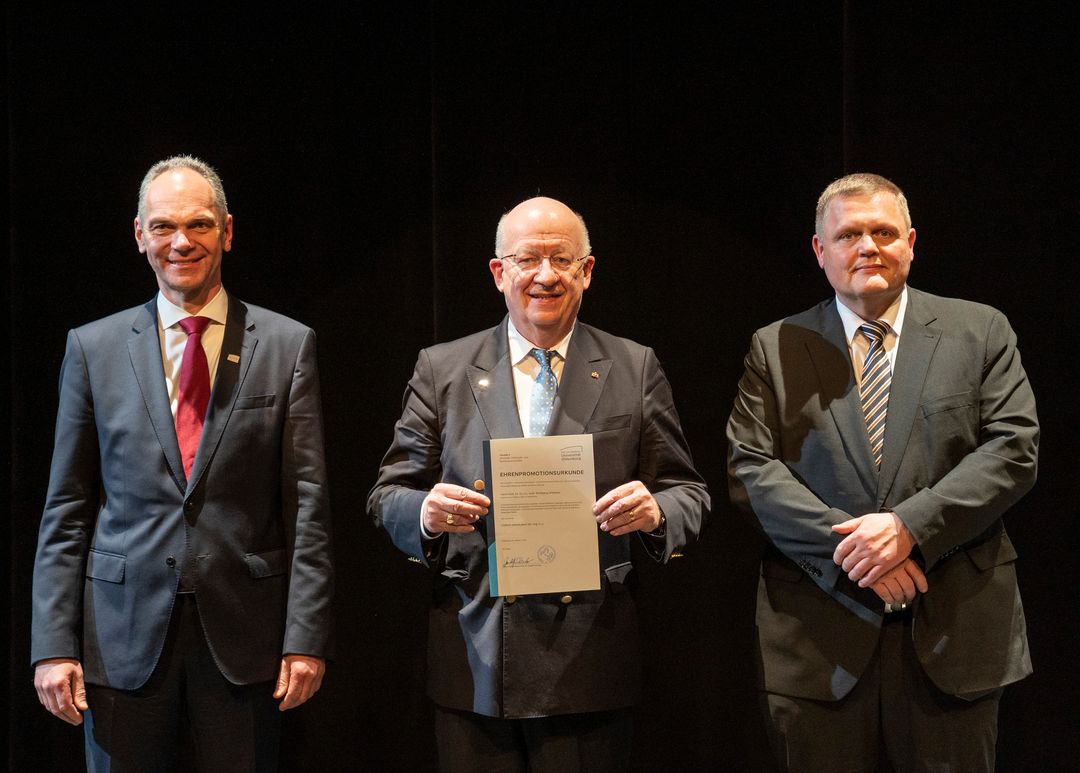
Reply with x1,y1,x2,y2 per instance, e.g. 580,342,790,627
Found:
499,253,590,275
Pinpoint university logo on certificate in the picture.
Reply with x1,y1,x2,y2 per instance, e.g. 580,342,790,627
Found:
483,434,601,596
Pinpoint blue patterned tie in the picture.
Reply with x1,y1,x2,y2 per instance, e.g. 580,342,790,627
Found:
859,320,892,468
529,348,558,436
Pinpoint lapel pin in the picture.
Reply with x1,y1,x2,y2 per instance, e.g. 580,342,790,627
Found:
478,378,490,388
590,371,599,379
227,354,240,363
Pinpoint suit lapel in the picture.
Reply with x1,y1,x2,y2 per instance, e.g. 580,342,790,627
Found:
468,320,523,440
187,296,256,493
127,299,186,494
806,301,878,493
549,324,609,436
877,290,941,502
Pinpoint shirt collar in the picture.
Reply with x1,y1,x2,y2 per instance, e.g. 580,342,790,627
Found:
156,288,229,331
507,319,574,365
835,286,908,346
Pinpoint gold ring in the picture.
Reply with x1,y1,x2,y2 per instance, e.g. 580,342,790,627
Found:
625,508,636,521
446,514,455,525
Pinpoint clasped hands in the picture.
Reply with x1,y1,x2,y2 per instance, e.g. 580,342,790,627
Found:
832,512,928,608
422,480,662,536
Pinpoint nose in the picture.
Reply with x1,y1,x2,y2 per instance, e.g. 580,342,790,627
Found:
171,228,193,252
856,233,877,254
533,258,559,283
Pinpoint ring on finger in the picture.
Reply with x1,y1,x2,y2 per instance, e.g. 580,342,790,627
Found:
446,514,455,525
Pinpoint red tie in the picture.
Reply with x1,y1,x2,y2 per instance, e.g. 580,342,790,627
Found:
176,316,212,479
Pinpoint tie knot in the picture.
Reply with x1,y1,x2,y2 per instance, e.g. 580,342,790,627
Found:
531,348,556,370
859,320,889,345
179,316,211,337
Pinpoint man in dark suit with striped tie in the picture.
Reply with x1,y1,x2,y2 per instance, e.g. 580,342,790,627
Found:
727,173,1039,771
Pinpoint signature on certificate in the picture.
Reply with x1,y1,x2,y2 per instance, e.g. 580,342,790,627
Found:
503,556,534,567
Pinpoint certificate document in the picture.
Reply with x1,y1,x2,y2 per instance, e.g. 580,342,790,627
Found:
484,434,600,597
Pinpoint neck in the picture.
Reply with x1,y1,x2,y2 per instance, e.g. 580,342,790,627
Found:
162,284,222,314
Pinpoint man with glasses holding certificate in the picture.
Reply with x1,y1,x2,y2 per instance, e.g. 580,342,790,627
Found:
369,196,707,772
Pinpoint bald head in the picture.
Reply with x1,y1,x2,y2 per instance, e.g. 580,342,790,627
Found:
495,197,591,258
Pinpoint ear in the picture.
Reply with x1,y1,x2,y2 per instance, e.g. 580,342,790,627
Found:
134,216,147,254
811,234,825,269
907,227,916,257
222,214,234,252
579,255,595,289
489,258,505,291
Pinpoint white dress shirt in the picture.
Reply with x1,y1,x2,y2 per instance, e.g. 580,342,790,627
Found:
156,288,229,420
507,321,574,436
835,286,908,384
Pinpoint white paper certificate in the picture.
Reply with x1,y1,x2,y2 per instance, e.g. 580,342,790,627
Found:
484,434,600,597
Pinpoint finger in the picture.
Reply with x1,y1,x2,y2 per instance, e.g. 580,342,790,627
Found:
53,683,82,725
593,483,639,515
73,670,88,712
848,557,872,583
831,517,862,535
904,561,929,593
436,483,490,508
595,491,648,524
833,537,857,565
273,659,289,699
893,574,915,601
858,561,890,587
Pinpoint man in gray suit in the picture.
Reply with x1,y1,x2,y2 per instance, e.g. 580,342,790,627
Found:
32,155,334,771
727,173,1038,771
369,196,707,772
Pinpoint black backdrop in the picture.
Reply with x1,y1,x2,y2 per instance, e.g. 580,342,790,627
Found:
6,3,1078,770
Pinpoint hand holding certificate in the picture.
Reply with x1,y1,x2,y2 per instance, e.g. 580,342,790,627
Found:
484,434,600,597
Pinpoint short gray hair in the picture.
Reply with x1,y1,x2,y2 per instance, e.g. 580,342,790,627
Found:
494,208,592,257
815,172,911,236
137,155,229,225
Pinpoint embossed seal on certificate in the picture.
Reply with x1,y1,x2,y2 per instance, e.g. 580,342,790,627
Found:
537,544,557,564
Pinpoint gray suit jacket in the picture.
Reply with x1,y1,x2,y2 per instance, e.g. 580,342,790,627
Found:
368,318,708,718
31,295,334,689
727,287,1038,701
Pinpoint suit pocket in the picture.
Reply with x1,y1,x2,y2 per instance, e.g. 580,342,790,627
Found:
86,548,125,583
244,548,287,578
920,390,973,417
235,394,276,410
586,414,631,433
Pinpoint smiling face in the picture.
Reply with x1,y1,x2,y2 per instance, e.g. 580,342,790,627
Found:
489,197,594,348
812,191,916,319
135,168,232,312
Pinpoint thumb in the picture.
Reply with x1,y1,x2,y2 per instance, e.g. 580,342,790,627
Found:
831,517,862,534
73,670,88,711
273,659,290,699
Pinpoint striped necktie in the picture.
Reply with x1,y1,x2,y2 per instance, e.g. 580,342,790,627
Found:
859,320,891,468
529,348,558,436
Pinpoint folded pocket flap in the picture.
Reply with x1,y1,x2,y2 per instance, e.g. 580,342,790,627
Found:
965,532,1018,572
235,394,276,409
920,390,974,417
86,549,126,583
586,413,632,432
244,548,287,578
604,561,634,592
761,558,804,583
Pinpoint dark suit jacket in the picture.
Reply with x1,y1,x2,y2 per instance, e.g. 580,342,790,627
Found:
31,295,334,689
727,287,1038,701
368,318,708,718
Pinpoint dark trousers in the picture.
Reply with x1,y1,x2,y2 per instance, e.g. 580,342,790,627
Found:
84,594,280,773
435,705,634,773
764,610,1001,773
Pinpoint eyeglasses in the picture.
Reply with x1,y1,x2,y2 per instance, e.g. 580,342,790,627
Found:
500,253,589,274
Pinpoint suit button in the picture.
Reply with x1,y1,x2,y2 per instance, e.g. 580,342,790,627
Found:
560,594,573,605
505,595,517,604
166,556,176,567
473,479,485,491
